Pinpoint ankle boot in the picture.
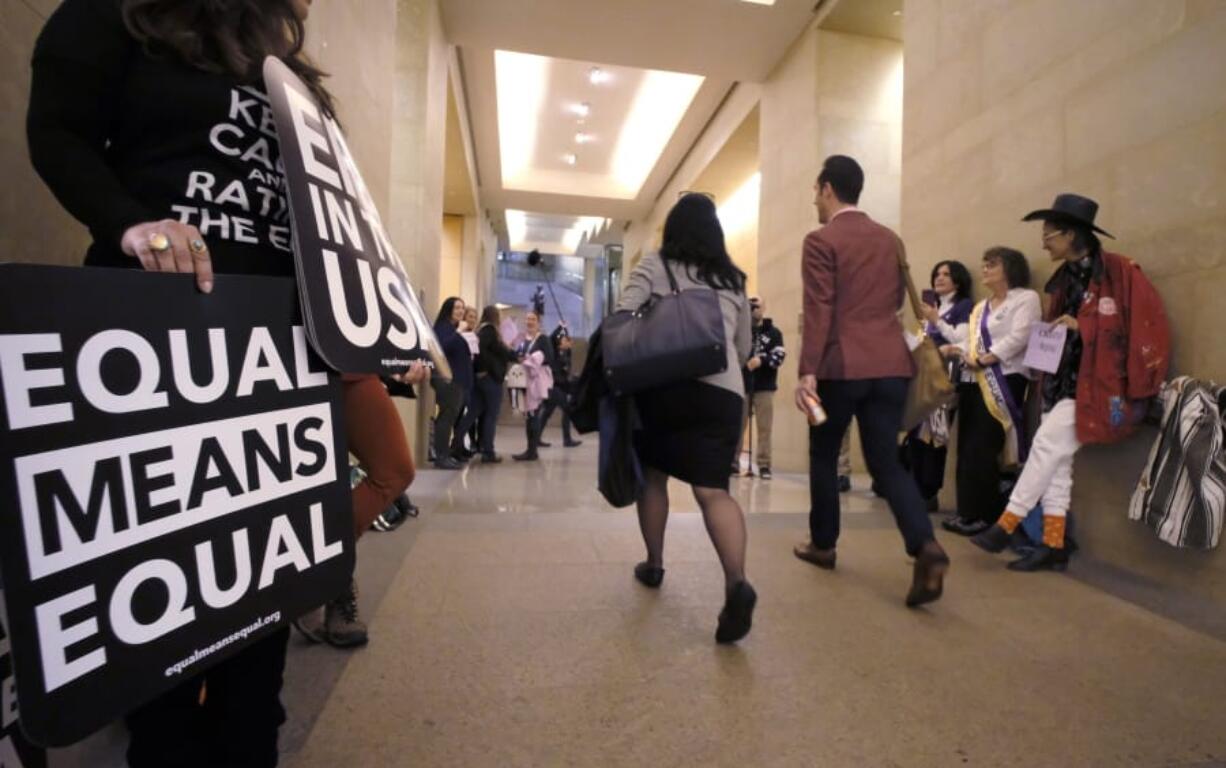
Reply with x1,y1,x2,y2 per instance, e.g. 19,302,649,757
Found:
970,524,1012,554
633,561,665,588
1007,545,1069,572
715,580,757,644
906,540,950,608
324,579,368,648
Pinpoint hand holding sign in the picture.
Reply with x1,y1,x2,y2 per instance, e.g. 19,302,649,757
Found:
262,57,450,381
120,219,215,294
1022,321,1068,374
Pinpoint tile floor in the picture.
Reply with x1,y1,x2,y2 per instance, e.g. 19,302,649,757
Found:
280,430,1226,768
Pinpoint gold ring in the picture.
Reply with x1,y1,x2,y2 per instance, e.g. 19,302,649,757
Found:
189,238,208,253
149,232,171,252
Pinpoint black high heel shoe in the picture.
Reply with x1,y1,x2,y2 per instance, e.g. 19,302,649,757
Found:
715,580,757,644
633,562,665,588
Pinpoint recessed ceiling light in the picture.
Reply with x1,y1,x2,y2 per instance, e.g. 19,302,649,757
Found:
575,132,591,144
589,67,610,85
740,0,775,5
495,49,704,199
893,9,902,16
563,153,577,166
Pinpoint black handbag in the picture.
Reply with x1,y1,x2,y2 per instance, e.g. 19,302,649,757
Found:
602,255,728,395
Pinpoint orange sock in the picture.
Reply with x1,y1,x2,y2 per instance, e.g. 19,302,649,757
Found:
998,511,1024,533
1042,516,1066,549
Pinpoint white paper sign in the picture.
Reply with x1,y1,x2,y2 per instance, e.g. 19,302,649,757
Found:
1022,322,1068,374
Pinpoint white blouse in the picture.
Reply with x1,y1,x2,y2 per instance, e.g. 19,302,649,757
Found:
932,293,968,345
959,288,1042,378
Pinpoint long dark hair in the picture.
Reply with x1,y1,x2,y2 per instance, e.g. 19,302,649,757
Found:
435,296,463,327
660,193,746,292
479,305,501,327
121,0,336,115
931,260,973,303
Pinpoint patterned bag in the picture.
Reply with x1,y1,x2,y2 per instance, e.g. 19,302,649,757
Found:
1128,376,1226,549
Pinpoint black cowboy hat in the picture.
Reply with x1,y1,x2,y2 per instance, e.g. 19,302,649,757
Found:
1021,193,1114,239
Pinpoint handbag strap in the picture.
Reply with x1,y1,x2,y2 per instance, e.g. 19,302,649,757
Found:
659,254,682,295
893,236,926,325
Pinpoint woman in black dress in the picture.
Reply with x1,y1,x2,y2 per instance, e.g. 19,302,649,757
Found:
617,193,756,644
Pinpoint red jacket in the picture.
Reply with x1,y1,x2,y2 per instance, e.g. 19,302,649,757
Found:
799,210,914,380
1044,251,1170,445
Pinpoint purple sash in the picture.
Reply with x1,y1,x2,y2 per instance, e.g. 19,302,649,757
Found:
979,305,1030,463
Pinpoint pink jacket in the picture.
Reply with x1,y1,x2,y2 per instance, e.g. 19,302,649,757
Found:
520,351,555,413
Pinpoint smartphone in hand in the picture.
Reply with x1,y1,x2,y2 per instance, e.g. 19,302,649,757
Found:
921,289,938,307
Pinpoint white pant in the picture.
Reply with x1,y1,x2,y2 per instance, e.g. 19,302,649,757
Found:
1006,399,1081,519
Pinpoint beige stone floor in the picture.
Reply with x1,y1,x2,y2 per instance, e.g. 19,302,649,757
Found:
286,434,1226,768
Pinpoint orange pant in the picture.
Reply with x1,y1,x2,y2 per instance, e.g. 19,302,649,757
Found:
343,375,416,539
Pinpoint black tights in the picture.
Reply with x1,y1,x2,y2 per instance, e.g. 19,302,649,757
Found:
635,467,747,587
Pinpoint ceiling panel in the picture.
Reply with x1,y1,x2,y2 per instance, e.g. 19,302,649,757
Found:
442,0,821,249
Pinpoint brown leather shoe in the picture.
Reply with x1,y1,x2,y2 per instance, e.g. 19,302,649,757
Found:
793,542,837,570
906,540,950,608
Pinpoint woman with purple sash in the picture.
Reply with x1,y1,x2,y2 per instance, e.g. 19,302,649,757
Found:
904,260,974,511
942,247,1041,536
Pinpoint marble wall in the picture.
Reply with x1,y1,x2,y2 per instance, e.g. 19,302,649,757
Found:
756,27,905,474
1,0,91,267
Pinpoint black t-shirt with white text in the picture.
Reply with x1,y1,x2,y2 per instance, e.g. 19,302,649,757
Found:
28,0,295,276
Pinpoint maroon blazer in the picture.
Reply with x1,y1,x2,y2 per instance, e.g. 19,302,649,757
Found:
799,210,915,381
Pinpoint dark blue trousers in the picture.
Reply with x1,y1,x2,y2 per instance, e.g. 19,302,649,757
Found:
459,375,504,456
808,377,934,556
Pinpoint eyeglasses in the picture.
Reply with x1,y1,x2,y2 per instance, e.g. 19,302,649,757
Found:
1041,230,1068,242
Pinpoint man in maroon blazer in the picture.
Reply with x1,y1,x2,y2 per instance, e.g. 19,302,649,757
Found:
792,155,950,607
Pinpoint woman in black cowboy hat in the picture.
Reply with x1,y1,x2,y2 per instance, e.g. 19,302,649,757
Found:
971,194,1170,570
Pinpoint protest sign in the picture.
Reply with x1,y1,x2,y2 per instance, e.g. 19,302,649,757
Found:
262,57,449,379
1022,322,1068,374
0,265,353,746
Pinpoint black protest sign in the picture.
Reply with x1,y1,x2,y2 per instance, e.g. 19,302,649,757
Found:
0,265,353,746
262,57,450,379
0,598,46,768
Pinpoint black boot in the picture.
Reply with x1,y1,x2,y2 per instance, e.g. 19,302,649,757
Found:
715,580,757,644
970,524,1012,553
1007,545,1069,572
905,540,950,608
633,561,665,588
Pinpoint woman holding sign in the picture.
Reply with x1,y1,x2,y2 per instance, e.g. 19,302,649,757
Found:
28,0,422,764
972,195,1169,570
942,247,1040,537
